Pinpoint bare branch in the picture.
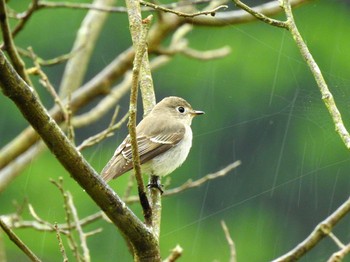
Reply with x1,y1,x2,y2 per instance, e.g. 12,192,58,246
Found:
0,51,158,260
0,218,41,262
59,0,116,98
125,161,241,204
140,0,228,18
281,1,350,150
11,0,39,37
125,0,153,225
38,1,127,13
0,0,32,85
329,232,345,249
232,0,287,28
163,245,183,262
165,161,241,196
273,197,350,261
221,220,236,262
54,223,68,262
328,242,350,262
77,109,129,151
185,0,309,27
67,192,90,262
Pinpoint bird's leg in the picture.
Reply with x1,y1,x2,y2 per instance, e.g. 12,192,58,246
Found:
147,175,163,194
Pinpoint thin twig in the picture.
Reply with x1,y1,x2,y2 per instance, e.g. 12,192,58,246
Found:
140,0,227,18
37,1,128,12
54,223,68,262
165,161,241,196
27,47,74,142
188,0,309,27
328,242,350,262
329,232,345,249
50,178,81,261
281,1,350,150
34,0,223,14
221,220,236,262
77,109,129,151
163,245,183,262
273,197,350,262
11,0,39,38
156,46,231,60
0,218,41,262
0,0,32,85
28,204,56,231
18,46,81,66
3,211,104,233
125,161,241,204
67,192,90,262
59,0,116,98
232,1,350,258
233,0,287,28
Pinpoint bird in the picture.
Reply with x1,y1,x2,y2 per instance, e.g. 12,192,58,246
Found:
101,96,204,191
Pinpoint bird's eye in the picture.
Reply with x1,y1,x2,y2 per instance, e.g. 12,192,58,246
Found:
177,106,185,113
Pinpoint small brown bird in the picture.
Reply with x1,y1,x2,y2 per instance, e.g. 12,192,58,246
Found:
101,96,204,188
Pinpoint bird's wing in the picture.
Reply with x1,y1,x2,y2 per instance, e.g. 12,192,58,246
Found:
101,124,185,182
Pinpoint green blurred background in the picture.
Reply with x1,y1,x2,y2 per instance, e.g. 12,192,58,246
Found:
1,0,350,261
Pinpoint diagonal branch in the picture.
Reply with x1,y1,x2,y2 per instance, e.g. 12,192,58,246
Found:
273,197,350,262
0,218,40,262
0,50,158,261
0,0,32,86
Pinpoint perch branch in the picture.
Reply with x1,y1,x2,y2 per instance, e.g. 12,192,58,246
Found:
125,161,241,204
125,0,153,226
0,49,159,261
0,218,40,262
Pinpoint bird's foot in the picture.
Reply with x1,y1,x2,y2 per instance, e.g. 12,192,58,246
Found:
147,175,163,194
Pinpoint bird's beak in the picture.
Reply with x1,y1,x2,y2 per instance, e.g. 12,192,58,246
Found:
192,110,205,116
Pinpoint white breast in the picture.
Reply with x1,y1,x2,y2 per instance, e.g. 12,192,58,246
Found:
143,125,193,177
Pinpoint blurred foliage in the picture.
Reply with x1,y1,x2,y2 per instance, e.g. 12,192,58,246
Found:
1,0,350,261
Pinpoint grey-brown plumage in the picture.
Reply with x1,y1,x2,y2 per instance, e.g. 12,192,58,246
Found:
101,96,204,182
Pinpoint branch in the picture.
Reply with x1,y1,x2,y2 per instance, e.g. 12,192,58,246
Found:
67,192,90,262
0,0,32,85
273,197,350,261
0,218,41,262
165,161,241,196
233,0,287,28
54,223,68,262
281,1,350,150
59,0,116,98
0,50,158,261
163,245,183,262
221,220,236,262
125,161,241,204
232,0,350,259
185,0,310,27
140,0,227,18
125,0,153,227
328,242,350,262
11,0,39,38
77,109,129,151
